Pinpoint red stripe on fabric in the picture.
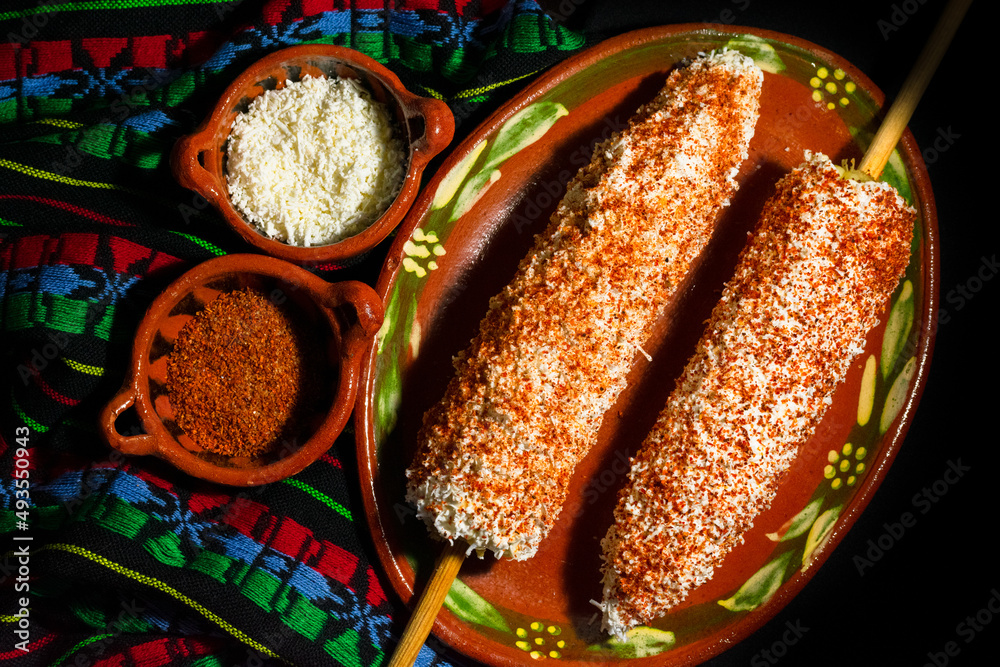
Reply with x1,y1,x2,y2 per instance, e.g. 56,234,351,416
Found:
398,0,439,10
90,635,219,667
3,234,48,271
146,251,184,275
263,0,293,24
0,195,134,227
0,633,56,659
35,373,81,406
32,40,73,76
256,512,277,543
56,232,100,267
107,237,152,273
351,0,386,9
220,500,359,587
91,653,127,667
221,497,269,535
182,31,222,66
187,489,232,515
0,43,18,80
301,0,332,16
366,565,387,607
272,517,314,558
315,541,358,587
320,453,341,468
17,46,33,78
82,37,129,69
131,35,171,70
129,636,172,667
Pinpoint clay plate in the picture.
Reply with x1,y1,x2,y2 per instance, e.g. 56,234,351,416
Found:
357,25,938,665
101,253,383,486
171,44,454,266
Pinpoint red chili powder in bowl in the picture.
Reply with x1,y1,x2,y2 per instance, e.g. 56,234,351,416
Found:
166,287,323,458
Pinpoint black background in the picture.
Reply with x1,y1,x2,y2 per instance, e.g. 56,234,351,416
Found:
530,1,993,666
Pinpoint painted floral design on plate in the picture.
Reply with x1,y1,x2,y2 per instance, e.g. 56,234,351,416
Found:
362,27,933,665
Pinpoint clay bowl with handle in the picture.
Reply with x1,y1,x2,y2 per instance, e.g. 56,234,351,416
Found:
171,44,454,266
100,253,383,486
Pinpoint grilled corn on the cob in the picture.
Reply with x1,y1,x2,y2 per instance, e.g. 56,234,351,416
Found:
405,50,763,561
599,151,916,638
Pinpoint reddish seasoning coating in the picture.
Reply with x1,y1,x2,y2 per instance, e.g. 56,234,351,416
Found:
598,152,916,638
166,288,321,458
405,50,763,561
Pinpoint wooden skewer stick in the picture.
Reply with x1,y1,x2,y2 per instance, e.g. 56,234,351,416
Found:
859,0,973,179
387,541,466,667
385,4,972,666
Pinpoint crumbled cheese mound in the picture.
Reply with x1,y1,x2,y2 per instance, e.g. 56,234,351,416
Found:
226,75,406,247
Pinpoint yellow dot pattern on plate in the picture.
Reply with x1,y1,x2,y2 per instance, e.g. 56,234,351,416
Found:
403,227,446,277
810,65,855,109
515,622,564,658
826,443,869,489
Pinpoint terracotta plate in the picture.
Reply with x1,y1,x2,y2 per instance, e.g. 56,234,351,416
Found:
356,24,937,666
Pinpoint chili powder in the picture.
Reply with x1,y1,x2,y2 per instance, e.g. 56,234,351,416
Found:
166,287,323,458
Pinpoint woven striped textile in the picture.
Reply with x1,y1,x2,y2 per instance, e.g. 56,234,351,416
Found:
0,2,590,665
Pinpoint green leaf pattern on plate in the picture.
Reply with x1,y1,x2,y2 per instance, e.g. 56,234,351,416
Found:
802,505,842,569
880,355,916,434
598,627,677,659
881,280,915,380
766,497,823,542
445,576,511,634
718,551,795,612
432,101,568,224
724,34,786,74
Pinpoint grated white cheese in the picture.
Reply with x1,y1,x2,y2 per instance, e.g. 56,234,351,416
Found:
225,75,406,247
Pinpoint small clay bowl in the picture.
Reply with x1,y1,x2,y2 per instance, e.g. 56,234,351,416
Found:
171,44,454,265
100,254,383,486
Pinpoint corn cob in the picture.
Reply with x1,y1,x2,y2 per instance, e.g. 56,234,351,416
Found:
598,151,916,638
405,50,763,561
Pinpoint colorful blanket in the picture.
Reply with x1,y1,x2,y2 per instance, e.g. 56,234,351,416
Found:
0,2,593,665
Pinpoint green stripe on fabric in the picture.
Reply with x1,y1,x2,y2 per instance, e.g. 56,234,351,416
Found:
93,497,149,539
4,293,115,340
49,634,115,667
41,544,284,661
29,125,166,170
189,656,225,667
283,593,326,641
167,230,226,256
0,0,237,21
281,478,352,521
325,629,365,667
0,216,22,226
11,392,49,433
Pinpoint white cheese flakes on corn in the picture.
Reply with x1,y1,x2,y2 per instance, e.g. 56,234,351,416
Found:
406,50,763,562
599,151,915,639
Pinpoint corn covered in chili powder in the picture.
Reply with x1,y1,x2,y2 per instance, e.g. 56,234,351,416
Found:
166,287,323,458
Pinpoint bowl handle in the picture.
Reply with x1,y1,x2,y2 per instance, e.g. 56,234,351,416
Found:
171,130,227,207
99,383,157,456
405,95,455,170
322,281,385,353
